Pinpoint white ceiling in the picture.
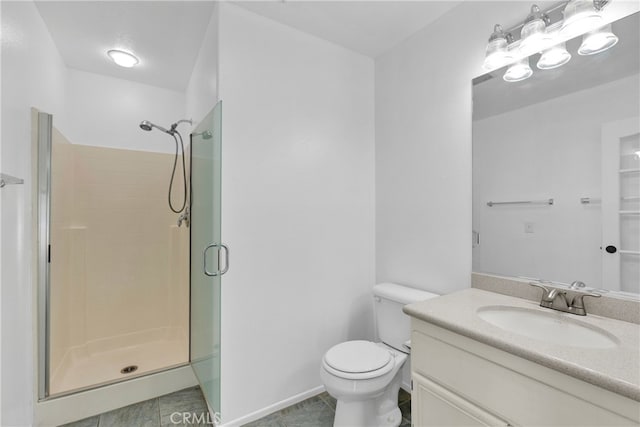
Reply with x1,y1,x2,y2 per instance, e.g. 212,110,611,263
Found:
35,1,215,91
35,1,461,91
233,1,461,58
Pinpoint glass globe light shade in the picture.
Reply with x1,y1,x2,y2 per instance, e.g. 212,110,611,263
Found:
483,38,514,70
503,58,533,82
560,0,603,39
483,25,513,70
537,43,572,69
578,24,619,55
520,6,552,54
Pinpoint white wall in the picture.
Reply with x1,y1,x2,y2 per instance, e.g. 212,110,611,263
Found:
65,69,186,154
0,2,68,424
186,4,219,126
374,2,538,295
217,4,375,423
473,74,640,288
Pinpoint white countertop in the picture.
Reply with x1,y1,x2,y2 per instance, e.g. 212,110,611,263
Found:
403,288,640,401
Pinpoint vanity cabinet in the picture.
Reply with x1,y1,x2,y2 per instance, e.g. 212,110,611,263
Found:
410,319,640,427
412,372,510,426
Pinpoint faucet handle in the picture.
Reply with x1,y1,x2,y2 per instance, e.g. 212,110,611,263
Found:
570,292,601,315
571,292,601,308
548,288,567,298
529,282,551,296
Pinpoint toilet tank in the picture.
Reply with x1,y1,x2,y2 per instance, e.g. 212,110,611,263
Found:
373,283,438,352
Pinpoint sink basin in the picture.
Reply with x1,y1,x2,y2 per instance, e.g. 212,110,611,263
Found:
477,306,619,349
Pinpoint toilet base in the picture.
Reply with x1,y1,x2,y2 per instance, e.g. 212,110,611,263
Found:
334,401,402,427
332,370,403,427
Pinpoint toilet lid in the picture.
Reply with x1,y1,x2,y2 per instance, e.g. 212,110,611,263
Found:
324,340,391,374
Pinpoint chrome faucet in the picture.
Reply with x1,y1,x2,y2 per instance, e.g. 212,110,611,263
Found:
530,283,600,316
531,284,569,311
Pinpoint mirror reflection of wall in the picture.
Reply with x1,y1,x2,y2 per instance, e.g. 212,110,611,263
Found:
472,11,640,296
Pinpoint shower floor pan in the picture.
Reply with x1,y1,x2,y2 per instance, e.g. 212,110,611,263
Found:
50,335,188,396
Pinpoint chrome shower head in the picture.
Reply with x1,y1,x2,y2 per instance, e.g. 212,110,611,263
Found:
139,120,153,131
139,120,171,134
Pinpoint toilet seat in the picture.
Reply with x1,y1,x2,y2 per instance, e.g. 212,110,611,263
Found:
323,341,395,380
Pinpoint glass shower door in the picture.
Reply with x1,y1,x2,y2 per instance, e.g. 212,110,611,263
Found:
190,101,224,416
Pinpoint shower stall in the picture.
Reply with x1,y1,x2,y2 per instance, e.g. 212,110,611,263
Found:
35,102,224,415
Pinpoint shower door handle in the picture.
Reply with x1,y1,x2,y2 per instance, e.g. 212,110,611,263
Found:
203,243,230,277
218,244,230,275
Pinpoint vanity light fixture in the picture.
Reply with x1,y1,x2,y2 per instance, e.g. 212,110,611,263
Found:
520,5,552,54
537,42,572,69
483,0,616,81
482,24,514,71
107,49,139,68
578,24,619,55
503,58,533,82
559,0,608,39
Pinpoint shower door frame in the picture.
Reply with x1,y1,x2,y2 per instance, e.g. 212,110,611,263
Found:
36,110,53,400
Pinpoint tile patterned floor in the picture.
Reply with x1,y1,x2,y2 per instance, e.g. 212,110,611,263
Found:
242,388,411,427
61,387,411,427
60,387,211,427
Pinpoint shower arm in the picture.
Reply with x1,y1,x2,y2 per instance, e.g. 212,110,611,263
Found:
170,119,193,133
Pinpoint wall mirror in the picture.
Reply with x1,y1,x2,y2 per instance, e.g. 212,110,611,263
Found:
472,11,639,298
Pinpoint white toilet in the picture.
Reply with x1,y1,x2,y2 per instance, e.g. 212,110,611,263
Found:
320,283,438,427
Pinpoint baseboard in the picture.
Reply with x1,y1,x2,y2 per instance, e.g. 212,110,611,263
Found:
219,385,325,427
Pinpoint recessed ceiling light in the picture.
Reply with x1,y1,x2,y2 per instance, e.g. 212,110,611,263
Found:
107,49,139,68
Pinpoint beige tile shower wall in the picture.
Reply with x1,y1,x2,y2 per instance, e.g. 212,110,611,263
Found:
73,144,189,342
168,143,190,334
49,139,189,376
